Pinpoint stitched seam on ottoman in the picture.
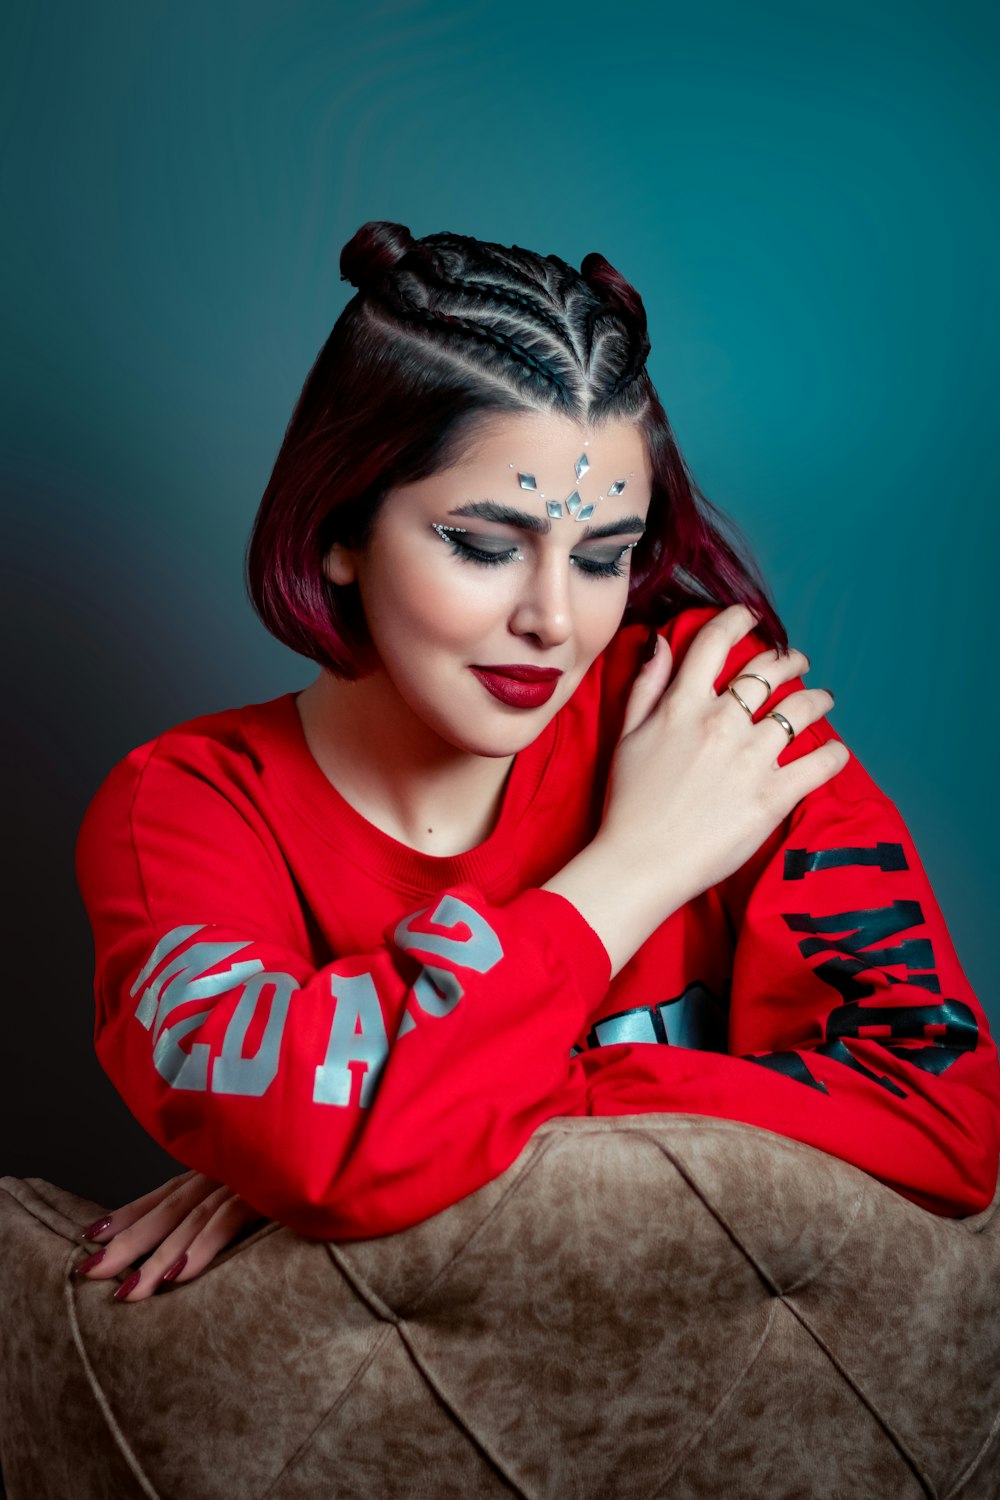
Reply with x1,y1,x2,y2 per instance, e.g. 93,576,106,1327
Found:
63,1267,162,1500
259,1322,399,1500
403,1136,559,1316
942,1403,1000,1500
776,1182,868,1296
326,1135,558,1323
779,1294,937,1498
265,1232,529,1498
324,1242,401,1325
392,1318,533,1500
636,1131,869,1296
643,1298,779,1500
0,1180,96,1242
322,1142,560,1500
641,1133,937,1498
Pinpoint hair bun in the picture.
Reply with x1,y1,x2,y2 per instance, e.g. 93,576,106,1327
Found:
580,251,650,344
340,221,417,292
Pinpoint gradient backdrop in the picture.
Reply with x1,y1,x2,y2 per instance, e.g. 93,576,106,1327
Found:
3,0,998,1206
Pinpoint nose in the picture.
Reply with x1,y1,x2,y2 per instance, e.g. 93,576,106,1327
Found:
507,549,574,650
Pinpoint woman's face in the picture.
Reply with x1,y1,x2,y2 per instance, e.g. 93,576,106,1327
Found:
323,409,653,758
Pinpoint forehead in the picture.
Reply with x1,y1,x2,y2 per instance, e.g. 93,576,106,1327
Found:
447,410,650,488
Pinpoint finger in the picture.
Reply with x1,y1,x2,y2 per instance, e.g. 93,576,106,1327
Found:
75,1172,225,1281
80,1169,200,1242
104,1183,234,1302
674,604,761,696
753,686,835,748
772,733,851,816
619,634,673,739
156,1194,266,1290
720,646,812,714
119,1192,266,1303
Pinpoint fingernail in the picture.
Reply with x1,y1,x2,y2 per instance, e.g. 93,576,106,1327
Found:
641,625,659,663
81,1215,112,1241
73,1247,106,1275
160,1254,187,1284
113,1271,141,1301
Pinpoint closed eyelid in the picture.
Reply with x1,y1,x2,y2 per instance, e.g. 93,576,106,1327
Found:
431,526,638,579
436,524,639,550
447,533,634,560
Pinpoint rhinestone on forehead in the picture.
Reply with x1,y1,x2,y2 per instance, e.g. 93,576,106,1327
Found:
511,453,629,520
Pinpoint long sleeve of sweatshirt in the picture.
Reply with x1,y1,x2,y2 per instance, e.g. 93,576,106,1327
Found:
575,614,1000,1218
75,742,610,1239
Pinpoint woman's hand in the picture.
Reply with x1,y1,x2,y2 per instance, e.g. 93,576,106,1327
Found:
72,1169,268,1302
602,602,847,903
544,604,848,978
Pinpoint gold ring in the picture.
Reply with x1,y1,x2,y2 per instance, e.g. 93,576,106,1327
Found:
765,709,795,747
726,671,773,719
731,672,773,698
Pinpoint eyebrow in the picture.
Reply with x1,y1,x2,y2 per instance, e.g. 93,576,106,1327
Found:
445,500,647,541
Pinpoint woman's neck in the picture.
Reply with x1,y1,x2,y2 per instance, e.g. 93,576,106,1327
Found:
295,669,517,857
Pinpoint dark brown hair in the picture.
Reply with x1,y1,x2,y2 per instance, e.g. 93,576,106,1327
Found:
245,220,786,677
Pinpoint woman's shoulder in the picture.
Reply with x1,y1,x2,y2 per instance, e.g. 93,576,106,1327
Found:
76,692,299,844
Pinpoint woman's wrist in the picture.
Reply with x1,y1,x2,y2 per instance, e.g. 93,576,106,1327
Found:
541,836,687,980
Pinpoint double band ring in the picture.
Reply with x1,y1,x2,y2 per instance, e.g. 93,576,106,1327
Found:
726,673,773,715
726,672,796,746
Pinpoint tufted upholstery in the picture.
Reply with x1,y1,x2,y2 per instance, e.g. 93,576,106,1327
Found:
1,1115,998,1500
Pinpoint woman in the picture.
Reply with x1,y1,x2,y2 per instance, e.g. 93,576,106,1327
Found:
73,221,1000,1303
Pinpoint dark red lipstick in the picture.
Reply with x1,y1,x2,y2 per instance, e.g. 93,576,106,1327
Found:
469,664,563,709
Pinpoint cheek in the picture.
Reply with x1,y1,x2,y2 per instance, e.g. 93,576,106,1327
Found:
366,556,505,647
576,577,632,654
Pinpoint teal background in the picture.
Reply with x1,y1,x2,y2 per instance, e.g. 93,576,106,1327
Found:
3,1,997,1197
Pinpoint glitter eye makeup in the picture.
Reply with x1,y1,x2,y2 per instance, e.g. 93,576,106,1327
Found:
432,523,524,563
431,523,639,578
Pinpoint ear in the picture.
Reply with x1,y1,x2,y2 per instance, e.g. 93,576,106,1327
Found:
322,541,358,587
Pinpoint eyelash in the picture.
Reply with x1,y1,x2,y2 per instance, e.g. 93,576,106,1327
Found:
434,528,639,579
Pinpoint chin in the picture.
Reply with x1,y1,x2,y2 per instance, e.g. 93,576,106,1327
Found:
411,700,543,757
452,710,560,758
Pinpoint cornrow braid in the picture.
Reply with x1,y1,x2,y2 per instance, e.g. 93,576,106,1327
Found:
382,280,573,403
605,335,649,399
415,243,573,352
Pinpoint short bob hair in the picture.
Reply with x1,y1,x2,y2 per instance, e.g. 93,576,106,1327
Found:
245,221,787,678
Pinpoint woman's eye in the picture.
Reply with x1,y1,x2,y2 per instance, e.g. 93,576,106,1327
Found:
573,544,640,578
433,526,638,579
433,529,521,567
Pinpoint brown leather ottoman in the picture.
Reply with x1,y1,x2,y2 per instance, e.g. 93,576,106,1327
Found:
2,1115,998,1499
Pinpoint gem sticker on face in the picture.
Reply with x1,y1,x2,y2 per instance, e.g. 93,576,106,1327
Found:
517,453,628,520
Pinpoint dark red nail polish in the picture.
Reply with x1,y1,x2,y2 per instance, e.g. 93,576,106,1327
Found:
81,1215,112,1241
641,625,659,663
113,1270,141,1301
73,1247,106,1275
160,1254,187,1284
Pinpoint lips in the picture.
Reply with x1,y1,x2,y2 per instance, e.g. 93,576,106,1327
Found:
471,665,563,683
469,665,563,708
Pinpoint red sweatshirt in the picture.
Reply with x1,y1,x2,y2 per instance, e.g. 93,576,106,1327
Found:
74,609,1000,1237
